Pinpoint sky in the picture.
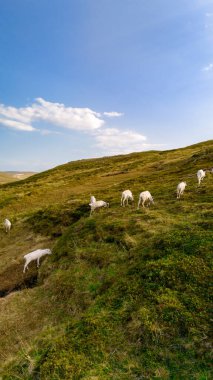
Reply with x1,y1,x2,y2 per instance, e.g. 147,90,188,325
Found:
0,0,213,172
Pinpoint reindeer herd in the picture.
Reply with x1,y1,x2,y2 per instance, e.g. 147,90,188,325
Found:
89,168,210,213
1,168,211,273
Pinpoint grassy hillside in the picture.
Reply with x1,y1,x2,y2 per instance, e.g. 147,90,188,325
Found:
0,141,212,379
0,171,36,184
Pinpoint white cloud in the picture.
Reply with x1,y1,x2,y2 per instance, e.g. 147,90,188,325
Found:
0,118,36,131
94,127,162,154
0,98,161,156
103,111,124,117
0,98,104,132
202,63,213,71
95,128,146,148
0,100,129,151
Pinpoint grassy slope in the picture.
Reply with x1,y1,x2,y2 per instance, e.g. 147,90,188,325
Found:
0,141,212,379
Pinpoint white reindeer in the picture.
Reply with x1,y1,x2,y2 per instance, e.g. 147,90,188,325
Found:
3,218,11,233
121,190,134,207
23,249,52,273
176,182,187,199
138,191,154,209
197,169,206,186
89,200,109,216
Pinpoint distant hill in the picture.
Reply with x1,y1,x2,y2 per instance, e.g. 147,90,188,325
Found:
0,140,212,379
0,171,36,184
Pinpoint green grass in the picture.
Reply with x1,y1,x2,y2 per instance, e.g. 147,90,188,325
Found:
0,140,212,379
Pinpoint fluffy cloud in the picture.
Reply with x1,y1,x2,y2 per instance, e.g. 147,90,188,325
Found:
94,128,164,154
0,118,36,131
0,98,160,155
0,98,105,132
103,111,124,117
94,128,151,154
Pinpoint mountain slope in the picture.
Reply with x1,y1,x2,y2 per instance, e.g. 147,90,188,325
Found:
0,140,212,379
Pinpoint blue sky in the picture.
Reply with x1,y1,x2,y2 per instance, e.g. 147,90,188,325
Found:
0,0,213,171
